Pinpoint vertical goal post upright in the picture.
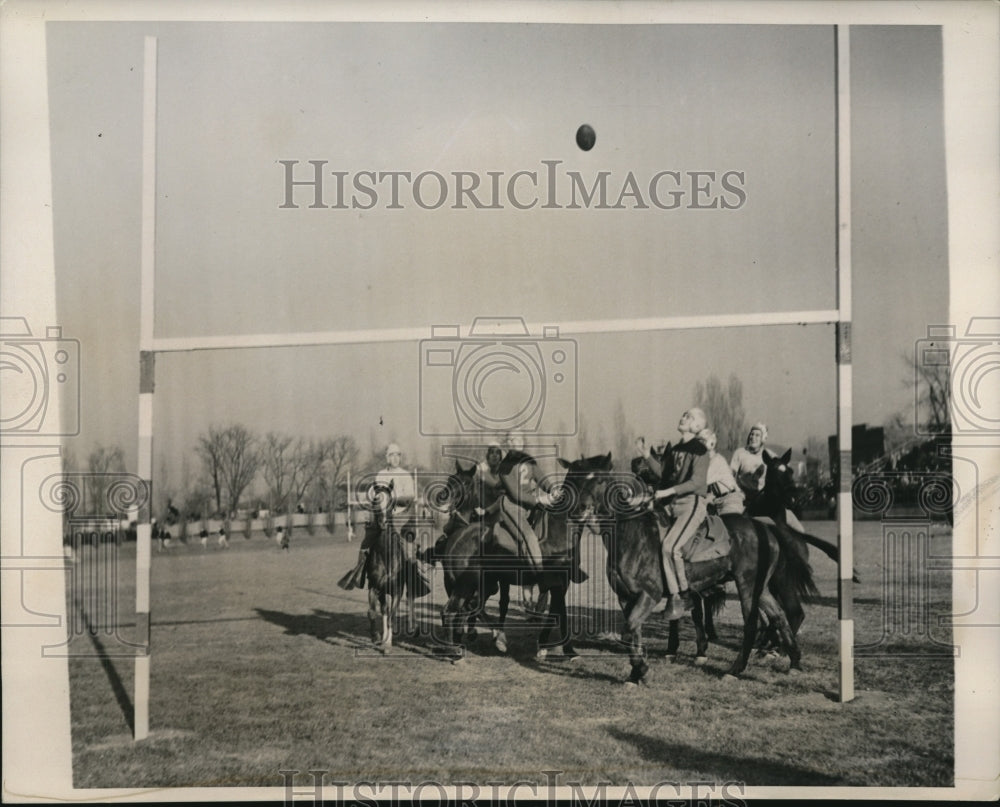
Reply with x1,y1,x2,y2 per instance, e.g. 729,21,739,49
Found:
834,24,855,703
133,26,855,739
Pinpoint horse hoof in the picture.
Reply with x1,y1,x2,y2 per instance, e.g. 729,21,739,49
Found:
693,655,708,667
494,638,508,654
623,681,638,690
664,652,678,662
788,665,803,675
451,655,466,666
535,648,548,661
722,673,739,682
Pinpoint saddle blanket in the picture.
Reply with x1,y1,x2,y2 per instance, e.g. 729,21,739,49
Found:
679,514,731,564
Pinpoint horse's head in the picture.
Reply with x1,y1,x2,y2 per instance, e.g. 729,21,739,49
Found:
559,452,656,525
762,448,797,508
431,459,478,521
366,478,396,530
555,452,614,520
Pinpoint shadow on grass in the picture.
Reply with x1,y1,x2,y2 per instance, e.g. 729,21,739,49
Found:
254,605,454,659
605,726,842,785
77,603,134,734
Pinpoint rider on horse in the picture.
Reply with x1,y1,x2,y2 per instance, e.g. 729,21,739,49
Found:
495,432,588,586
697,428,745,516
638,408,711,621
474,442,506,522
731,421,806,531
730,422,771,505
338,442,431,596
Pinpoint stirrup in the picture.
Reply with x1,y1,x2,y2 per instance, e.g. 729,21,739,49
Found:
664,595,686,621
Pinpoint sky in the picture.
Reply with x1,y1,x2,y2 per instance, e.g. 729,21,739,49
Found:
44,22,948,486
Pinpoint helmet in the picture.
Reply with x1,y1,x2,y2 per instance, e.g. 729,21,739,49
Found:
697,428,718,452
385,443,402,459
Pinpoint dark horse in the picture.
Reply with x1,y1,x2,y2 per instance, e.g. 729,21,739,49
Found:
751,449,857,645
424,461,515,654
432,460,587,661
571,453,813,683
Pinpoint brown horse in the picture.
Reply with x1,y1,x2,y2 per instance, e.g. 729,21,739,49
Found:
361,481,408,650
569,453,807,683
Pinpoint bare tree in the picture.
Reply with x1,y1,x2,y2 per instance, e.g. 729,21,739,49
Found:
694,373,747,456
575,412,591,458
260,432,296,512
315,435,359,511
905,351,950,434
611,398,633,471
86,444,126,515
196,424,261,517
290,439,332,510
423,435,445,472
62,444,80,474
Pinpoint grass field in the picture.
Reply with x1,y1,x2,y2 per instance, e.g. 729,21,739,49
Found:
65,519,954,789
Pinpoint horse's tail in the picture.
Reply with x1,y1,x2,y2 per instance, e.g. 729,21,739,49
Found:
795,529,861,584
771,524,821,603
703,584,728,620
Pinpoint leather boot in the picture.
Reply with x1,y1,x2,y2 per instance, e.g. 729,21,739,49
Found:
337,548,368,590
664,593,686,621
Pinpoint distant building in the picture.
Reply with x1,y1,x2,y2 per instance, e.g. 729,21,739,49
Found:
828,423,886,475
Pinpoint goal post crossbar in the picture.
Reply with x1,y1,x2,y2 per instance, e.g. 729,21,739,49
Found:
148,309,842,353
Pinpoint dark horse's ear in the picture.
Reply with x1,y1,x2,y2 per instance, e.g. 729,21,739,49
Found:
602,452,613,470
780,448,793,466
557,457,572,469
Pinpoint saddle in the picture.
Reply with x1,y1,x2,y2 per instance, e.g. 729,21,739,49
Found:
655,513,731,565
681,514,731,563
486,509,547,562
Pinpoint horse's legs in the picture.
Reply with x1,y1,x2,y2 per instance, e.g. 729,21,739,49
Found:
665,619,680,658
551,586,576,656
624,590,659,635
367,587,382,645
691,595,709,663
620,591,658,682
537,586,560,649
704,602,718,641
495,580,510,653
729,574,761,676
626,625,648,684
758,589,802,670
465,593,480,642
439,588,472,658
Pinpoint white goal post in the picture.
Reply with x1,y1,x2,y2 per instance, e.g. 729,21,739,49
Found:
134,28,854,741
